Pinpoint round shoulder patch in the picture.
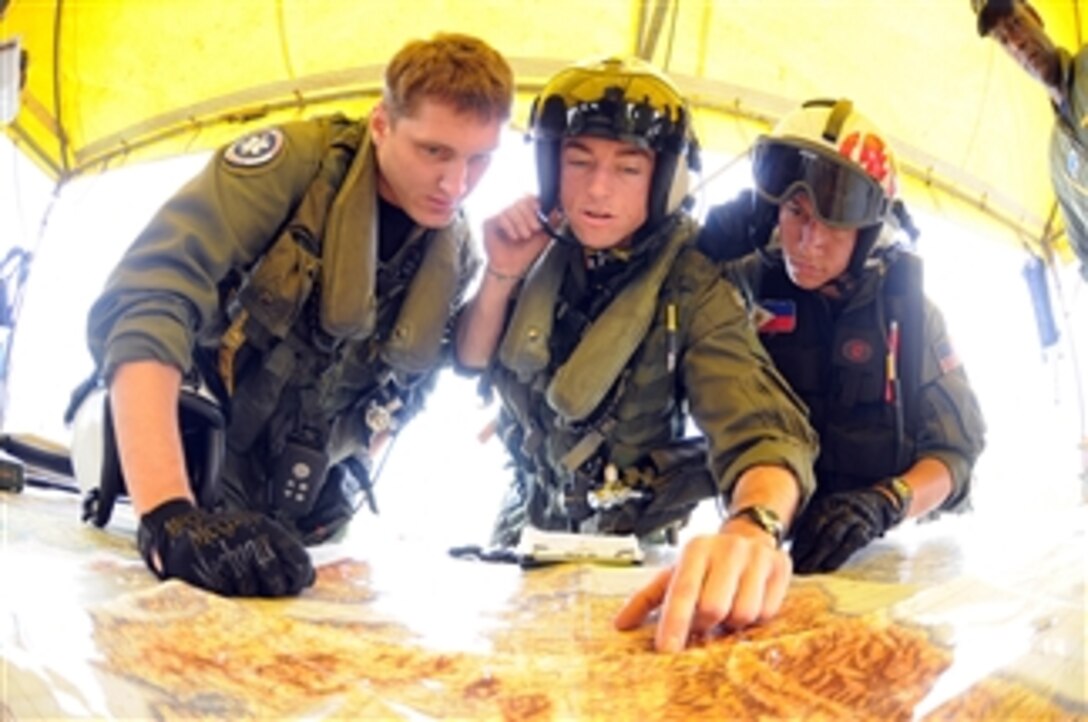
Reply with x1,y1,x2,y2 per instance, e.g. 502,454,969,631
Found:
223,128,285,168
841,338,873,364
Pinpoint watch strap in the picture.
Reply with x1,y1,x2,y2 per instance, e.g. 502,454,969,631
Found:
729,504,784,548
875,476,913,525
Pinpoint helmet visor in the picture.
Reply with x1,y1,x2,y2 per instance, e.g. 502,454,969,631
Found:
752,139,889,228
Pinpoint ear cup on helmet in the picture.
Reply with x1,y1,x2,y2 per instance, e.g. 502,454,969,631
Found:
532,94,570,215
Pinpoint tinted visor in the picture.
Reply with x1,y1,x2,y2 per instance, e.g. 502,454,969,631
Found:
752,139,889,227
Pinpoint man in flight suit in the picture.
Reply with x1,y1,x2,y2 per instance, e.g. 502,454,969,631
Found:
76,33,513,597
456,57,819,652
698,99,987,574
973,0,1088,281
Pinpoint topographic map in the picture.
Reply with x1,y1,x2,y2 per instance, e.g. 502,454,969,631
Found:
2,488,1085,721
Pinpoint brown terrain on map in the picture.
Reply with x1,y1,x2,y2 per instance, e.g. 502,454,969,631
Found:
84,558,1084,721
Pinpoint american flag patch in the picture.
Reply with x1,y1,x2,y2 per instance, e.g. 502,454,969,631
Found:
754,299,797,334
936,339,961,374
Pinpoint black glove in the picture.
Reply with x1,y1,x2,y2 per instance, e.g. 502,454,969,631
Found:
137,499,315,597
789,482,907,574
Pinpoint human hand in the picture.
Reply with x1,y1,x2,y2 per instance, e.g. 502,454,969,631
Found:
789,484,904,574
137,499,315,597
481,195,552,280
613,526,791,652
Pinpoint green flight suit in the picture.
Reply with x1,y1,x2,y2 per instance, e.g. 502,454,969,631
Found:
86,114,478,541
486,216,818,546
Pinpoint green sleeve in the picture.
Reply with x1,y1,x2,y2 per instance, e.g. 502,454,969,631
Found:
87,119,337,380
916,298,987,510
677,250,819,505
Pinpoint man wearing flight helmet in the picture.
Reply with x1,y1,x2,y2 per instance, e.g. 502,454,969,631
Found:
698,99,987,574
457,57,818,652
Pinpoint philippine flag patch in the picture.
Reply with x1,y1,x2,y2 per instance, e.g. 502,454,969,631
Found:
755,299,797,334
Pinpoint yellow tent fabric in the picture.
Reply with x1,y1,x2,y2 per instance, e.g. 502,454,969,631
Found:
2,0,1084,261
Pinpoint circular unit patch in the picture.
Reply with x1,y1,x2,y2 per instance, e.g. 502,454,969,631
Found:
841,338,873,364
224,128,285,168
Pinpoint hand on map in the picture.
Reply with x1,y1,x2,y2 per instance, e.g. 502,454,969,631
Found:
613,527,791,652
789,486,901,574
137,499,315,597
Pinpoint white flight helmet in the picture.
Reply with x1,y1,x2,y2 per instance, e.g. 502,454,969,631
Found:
752,98,901,273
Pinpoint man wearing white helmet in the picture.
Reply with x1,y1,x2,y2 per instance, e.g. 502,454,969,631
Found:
698,99,987,574
973,0,1087,281
457,57,819,652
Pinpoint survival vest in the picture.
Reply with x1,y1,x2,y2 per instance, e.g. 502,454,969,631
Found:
753,250,924,497
211,119,470,528
491,217,719,541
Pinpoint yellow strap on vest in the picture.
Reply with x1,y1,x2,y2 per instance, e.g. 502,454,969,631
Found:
218,308,249,396
547,222,691,422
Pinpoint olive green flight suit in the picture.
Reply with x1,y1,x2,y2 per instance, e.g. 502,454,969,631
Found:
87,114,478,541
486,216,817,546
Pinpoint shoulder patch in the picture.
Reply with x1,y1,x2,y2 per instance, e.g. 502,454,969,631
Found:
223,128,285,168
935,339,962,375
841,338,873,364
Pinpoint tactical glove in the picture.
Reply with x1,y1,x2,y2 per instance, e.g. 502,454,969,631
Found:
137,499,315,597
789,481,908,574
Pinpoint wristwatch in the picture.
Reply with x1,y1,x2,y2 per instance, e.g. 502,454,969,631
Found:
877,476,913,524
729,505,784,548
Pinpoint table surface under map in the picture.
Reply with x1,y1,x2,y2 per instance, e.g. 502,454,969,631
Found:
2,486,1085,721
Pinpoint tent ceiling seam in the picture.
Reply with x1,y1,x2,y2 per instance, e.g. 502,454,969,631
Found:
50,0,67,175
638,0,668,61
276,0,296,82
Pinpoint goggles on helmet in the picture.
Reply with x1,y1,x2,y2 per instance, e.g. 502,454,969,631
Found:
752,138,890,228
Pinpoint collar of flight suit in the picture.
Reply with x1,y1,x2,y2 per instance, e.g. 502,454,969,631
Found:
320,124,467,375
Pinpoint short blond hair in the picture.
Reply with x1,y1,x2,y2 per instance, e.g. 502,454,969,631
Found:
384,33,513,123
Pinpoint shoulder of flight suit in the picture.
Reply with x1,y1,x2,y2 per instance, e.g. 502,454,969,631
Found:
672,243,818,507
89,115,366,379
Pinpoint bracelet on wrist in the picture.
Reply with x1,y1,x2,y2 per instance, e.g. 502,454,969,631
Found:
485,265,523,283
